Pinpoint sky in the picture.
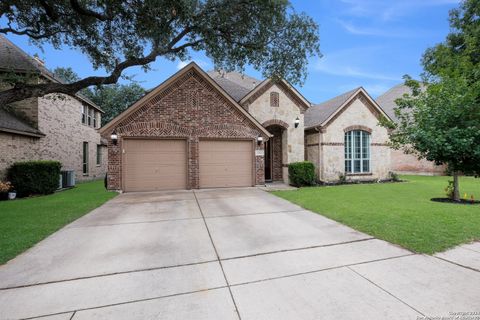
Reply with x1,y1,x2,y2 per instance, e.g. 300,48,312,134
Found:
5,0,460,104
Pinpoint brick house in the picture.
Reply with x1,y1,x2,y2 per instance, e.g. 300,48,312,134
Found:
0,35,107,181
101,62,448,192
99,62,308,191
376,84,445,175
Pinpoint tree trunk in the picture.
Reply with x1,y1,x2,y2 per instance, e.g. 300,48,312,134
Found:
453,171,460,202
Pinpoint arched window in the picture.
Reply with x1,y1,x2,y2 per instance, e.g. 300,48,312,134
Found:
345,130,370,173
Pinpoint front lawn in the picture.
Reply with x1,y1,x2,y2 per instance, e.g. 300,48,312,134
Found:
273,175,480,254
0,180,117,264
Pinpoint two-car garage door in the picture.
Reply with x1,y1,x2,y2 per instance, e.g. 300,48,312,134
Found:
123,139,253,191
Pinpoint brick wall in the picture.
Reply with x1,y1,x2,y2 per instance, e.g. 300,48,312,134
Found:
390,148,445,175
37,94,106,181
0,133,39,178
0,93,106,182
104,69,267,190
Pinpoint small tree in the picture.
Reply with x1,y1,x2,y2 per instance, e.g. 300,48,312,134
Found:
381,0,480,201
384,76,480,201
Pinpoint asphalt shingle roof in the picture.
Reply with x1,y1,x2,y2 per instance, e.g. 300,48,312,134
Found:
0,35,103,112
304,87,360,128
207,70,260,102
375,84,413,122
0,108,43,137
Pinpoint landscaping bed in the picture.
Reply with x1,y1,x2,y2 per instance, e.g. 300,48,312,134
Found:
273,175,480,254
0,180,117,264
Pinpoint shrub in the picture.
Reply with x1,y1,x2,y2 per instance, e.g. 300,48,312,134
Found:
389,171,400,182
445,180,455,200
7,160,62,197
288,161,316,187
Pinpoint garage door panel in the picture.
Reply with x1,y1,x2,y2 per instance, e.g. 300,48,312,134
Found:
199,140,253,188
123,139,187,192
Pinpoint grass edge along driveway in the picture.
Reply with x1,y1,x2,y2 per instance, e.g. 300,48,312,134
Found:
273,175,480,254
0,180,117,265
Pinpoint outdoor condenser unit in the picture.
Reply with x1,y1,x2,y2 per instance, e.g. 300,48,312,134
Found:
60,170,76,188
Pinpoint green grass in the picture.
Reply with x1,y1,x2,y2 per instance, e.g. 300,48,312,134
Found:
273,175,480,254
0,180,117,264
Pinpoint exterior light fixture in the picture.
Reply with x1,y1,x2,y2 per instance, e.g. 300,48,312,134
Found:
294,117,300,128
111,131,118,145
257,136,264,145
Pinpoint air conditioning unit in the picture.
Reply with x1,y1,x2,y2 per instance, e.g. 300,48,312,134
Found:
60,170,76,188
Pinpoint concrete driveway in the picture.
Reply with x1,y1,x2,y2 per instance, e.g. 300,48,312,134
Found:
0,188,479,319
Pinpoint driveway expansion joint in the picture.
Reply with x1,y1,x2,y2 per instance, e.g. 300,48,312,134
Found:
432,255,480,273
0,259,218,291
229,253,416,287
193,190,242,320
23,286,228,320
220,237,376,261
347,266,426,317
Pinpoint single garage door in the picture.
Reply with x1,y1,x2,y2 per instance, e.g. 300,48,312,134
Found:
199,140,253,188
123,139,187,192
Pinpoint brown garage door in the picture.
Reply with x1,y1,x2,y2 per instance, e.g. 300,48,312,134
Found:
123,139,187,192
199,140,253,188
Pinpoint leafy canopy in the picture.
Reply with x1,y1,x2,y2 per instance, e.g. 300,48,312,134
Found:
0,0,320,105
383,0,480,181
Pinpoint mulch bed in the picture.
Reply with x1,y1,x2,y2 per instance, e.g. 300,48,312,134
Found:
431,198,480,205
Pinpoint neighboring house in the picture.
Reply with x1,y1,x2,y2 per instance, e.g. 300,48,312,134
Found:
99,63,308,191
376,84,445,175
0,35,107,181
305,87,392,182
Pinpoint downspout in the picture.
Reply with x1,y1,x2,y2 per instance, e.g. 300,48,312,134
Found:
314,126,323,182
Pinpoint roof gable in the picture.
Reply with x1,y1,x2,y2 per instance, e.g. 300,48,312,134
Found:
239,79,311,112
100,62,271,137
305,87,392,129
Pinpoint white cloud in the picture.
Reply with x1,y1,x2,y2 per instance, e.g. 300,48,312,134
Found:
313,47,401,82
340,0,460,21
336,20,413,37
176,59,211,70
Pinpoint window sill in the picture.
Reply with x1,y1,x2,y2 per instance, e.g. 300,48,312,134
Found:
96,164,101,167
346,173,372,176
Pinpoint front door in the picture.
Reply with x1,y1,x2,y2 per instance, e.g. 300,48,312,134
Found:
264,139,272,181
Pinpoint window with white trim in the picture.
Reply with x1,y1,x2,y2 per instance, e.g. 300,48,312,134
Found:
345,130,370,173
83,142,89,175
82,105,87,124
87,107,93,126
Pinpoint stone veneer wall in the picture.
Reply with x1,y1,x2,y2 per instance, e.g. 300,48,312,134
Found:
103,69,267,190
245,83,305,183
306,94,391,182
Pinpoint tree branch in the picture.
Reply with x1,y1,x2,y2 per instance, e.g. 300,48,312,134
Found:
0,29,204,106
69,0,109,21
